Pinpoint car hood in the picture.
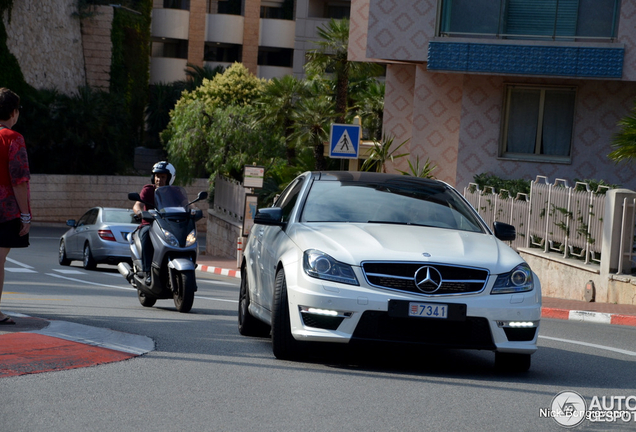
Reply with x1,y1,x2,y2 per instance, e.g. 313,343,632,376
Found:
287,223,524,274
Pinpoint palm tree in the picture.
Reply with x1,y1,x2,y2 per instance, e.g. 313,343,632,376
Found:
183,63,225,91
610,105,636,163
305,18,383,124
290,89,337,171
256,75,309,164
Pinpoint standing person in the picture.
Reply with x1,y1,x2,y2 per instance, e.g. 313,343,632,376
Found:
0,88,30,325
133,161,175,285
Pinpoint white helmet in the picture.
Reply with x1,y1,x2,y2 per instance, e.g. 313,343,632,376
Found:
152,161,176,185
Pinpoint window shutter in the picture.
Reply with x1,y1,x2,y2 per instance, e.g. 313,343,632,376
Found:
506,0,579,37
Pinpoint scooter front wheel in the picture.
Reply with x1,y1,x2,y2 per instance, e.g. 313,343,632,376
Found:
138,289,157,307
173,270,196,313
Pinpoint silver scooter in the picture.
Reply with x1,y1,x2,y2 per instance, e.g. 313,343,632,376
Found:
118,186,207,313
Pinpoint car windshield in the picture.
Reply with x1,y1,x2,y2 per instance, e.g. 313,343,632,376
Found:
300,179,485,233
102,209,137,224
154,186,189,211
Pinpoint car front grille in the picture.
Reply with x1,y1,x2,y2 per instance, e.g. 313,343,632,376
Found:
351,311,495,350
362,262,489,296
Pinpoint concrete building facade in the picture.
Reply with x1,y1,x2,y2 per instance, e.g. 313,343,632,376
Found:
149,0,352,83
349,0,636,191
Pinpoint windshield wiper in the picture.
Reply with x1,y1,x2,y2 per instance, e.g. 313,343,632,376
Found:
367,220,435,227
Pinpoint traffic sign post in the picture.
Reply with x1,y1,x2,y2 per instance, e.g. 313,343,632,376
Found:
329,123,360,159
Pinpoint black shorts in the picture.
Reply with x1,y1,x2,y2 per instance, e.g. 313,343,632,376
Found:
0,218,30,248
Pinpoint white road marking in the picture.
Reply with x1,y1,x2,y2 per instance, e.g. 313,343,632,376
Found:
53,269,87,275
6,257,34,269
45,273,136,291
5,268,37,273
197,279,239,286
540,335,636,357
44,273,238,303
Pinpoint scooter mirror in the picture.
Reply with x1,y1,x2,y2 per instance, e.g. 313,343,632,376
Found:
128,192,142,202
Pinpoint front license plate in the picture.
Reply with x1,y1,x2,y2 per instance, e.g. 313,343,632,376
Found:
408,302,448,319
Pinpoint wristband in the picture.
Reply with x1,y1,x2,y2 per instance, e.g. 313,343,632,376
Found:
20,213,32,223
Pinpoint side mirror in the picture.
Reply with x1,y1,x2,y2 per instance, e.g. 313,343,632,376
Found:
493,221,516,242
128,192,141,202
66,219,76,228
188,191,208,207
254,207,285,226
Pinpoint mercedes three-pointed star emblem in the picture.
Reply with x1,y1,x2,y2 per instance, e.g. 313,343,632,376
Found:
414,266,443,293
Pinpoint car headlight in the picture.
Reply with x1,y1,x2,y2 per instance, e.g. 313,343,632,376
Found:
491,263,534,294
161,228,180,247
185,229,197,247
303,249,359,286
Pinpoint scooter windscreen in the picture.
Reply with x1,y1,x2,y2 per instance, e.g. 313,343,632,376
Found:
154,186,190,213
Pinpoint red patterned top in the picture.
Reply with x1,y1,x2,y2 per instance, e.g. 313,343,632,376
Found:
0,126,30,223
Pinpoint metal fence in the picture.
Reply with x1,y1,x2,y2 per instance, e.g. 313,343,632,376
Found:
213,175,246,221
619,197,636,275
464,176,608,265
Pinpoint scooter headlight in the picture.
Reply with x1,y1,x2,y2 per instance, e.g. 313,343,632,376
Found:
185,229,197,247
161,228,180,247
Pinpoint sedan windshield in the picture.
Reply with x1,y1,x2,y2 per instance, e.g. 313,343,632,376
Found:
300,179,485,233
102,209,137,224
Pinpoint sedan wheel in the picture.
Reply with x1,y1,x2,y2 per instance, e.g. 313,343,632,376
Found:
58,240,71,266
83,243,97,270
271,268,304,360
238,269,271,337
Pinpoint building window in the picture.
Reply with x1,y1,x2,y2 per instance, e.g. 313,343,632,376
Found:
439,0,620,40
500,85,576,162
258,48,293,68
204,43,241,63
164,0,190,10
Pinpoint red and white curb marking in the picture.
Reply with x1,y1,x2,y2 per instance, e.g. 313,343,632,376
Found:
542,308,636,327
197,265,240,279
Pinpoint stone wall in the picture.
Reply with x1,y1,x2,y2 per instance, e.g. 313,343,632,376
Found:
81,6,113,90
206,210,242,259
30,174,210,232
3,0,86,94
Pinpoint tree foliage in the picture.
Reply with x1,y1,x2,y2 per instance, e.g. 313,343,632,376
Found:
162,64,282,184
609,104,636,163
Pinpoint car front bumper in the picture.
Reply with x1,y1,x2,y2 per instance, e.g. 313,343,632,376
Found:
284,263,541,354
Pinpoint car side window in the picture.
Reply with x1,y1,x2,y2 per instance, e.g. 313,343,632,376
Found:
86,209,98,225
277,178,304,223
78,209,98,227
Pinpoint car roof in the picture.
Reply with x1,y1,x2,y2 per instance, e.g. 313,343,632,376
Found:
311,171,448,188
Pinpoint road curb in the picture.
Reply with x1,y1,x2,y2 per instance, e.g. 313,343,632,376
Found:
0,313,155,378
197,264,241,279
542,307,636,327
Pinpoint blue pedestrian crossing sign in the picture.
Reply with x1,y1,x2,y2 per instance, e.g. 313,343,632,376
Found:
329,123,360,159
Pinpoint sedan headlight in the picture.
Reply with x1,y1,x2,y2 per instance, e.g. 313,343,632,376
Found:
491,263,534,294
161,228,180,247
185,229,197,247
303,249,359,286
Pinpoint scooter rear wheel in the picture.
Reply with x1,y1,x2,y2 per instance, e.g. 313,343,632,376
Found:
173,270,195,313
138,289,157,307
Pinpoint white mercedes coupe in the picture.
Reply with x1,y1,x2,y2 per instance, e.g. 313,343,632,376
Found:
239,171,541,372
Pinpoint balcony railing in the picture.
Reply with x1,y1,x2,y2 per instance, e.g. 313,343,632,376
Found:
439,0,621,42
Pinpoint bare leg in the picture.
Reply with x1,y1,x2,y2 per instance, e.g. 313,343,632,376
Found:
0,247,10,320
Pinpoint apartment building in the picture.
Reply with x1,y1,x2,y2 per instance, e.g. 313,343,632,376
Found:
349,0,636,190
150,0,351,83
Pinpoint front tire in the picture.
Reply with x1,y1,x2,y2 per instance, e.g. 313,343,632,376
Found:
83,243,97,270
138,290,156,307
173,270,196,313
58,240,71,266
238,269,271,337
271,268,304,360
495,352,531,373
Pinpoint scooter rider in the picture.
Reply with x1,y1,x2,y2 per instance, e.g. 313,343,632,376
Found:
133,161,176,285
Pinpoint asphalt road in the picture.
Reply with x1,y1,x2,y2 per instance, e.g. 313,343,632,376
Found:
1,226,636,431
